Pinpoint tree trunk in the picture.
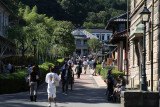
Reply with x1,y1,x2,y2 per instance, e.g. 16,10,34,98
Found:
21,42,25,66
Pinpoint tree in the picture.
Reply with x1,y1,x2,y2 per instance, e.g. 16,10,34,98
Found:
87,38,101,53
53,21,75,56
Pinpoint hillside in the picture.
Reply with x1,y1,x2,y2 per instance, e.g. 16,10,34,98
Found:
2,0,127,28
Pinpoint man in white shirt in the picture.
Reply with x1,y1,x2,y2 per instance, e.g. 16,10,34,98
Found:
45,66,61,107
83,60,88,74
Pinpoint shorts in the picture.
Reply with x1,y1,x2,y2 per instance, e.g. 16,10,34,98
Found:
47,88,56,98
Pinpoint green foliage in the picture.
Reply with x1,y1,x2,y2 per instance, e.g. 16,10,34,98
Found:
0,62,56,94
3,0,127,27
87,38,101,52
82,22,105,29
96,64,124,80
2,55,34,66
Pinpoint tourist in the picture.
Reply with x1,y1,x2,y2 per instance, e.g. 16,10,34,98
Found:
45,66,61,107
101,60,105,69
7,63,12,73
68,66,74,91
92,59,97,76
83,60,88,74
105,69,114,101
54,62,61,76
29,66,39,102
112,75,126,102
61,64,71,95
75,62,82,78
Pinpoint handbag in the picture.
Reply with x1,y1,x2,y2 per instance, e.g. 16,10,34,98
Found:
52,74,59,86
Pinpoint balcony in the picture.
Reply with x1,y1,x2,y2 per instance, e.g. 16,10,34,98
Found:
76,44,88,48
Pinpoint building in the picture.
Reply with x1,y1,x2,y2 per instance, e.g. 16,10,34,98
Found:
106,12,130,72
90,29,112,41
72,29,98,56
129,0,159,91
0,1,15,58
89,29,117,61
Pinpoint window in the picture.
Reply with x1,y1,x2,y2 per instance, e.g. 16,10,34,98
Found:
97,34,100,40
102,34,105,40
118,24,125,32
107,34,110,40
84,40,87,45
76,39,81,45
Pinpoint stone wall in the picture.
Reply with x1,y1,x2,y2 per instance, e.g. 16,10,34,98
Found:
129,0,159,91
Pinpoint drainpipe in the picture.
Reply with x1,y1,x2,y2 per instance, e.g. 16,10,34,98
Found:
151,0,154,92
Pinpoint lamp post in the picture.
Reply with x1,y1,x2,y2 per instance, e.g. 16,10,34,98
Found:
140,1,151,91
32,37,38,63
101,41,104,61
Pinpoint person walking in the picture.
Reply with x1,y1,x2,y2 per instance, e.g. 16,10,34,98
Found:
101,60,105,69
75,62,82,78
83,60,88,74
61,64,71,95
105,69,114,101
54,62,61,76
68,66,74,91
92,59,97,76
29,66,39,102
45,66,61,107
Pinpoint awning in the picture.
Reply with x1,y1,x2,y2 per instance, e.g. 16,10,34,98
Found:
129,23,144,41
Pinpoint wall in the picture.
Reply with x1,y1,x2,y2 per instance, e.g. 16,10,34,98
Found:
129,0,159,91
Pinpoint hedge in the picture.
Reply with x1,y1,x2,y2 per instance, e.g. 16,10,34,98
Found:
96,64,124,80
0,59,65,94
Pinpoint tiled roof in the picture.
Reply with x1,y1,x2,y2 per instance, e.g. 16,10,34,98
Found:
109,30,128,44
109,12,130,22
72,29,98,39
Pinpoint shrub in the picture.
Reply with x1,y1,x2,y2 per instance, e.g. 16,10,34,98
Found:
0,62,51,94
96,64,124,80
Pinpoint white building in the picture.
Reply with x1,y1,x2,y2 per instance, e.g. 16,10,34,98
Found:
90,29,112,41
72,29,98,56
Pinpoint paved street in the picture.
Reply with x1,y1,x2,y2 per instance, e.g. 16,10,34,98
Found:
0,68,121,107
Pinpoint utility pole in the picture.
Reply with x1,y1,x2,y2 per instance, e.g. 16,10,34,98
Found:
126,0,129,84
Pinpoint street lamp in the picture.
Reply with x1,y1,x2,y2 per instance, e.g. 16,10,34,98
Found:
32,37,38,62
140,1,151,91
101,41,104,60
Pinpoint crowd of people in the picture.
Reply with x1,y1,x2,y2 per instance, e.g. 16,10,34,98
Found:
27,56,97,107
27,56,126,106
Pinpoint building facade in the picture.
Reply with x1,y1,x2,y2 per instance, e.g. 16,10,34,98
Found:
106,12,130,72
72,29,98,56
0,1,15,58
90,29,112,41
129,0,159,91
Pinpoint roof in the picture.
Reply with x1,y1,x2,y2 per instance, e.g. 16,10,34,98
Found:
0,1,13,14
72,29,98,39
105,12,130,30
90,29,112,33
109,30,128,44
129,23,144,38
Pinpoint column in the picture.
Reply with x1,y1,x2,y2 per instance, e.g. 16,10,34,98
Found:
120,41,123,72
81,49,83,56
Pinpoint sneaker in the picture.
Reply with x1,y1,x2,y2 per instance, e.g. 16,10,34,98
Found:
48,104,51,107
